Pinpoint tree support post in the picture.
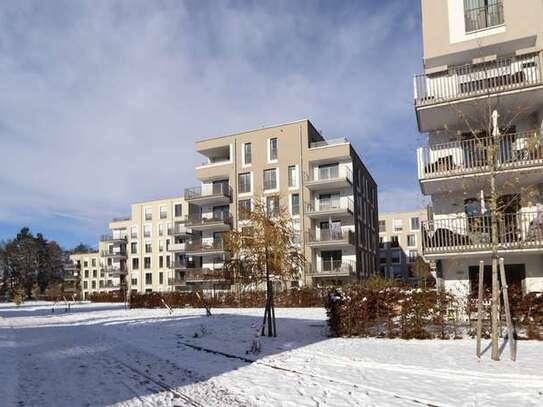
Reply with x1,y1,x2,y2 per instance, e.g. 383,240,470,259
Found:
499,258,516,361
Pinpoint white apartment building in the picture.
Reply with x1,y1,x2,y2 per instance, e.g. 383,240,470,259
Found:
378,209,428,279
415,0,543,297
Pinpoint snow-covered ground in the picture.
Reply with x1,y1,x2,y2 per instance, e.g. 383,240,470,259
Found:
0,302,542,406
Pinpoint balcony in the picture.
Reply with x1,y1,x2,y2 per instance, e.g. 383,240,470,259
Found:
309,137,349,149
304,166,353,191
307,260,356,279
185,213,232,231
104,266,127,277
100,234,127,243
305,229,355,249
305,198,354,219
184,184,232,206
169,242,187,252
417,130,543,194
184,268,231,283
422,211,543,257
414,53,543,131
168,222,191,237
168,277,186,286
100,250,127,259
185,240,225,256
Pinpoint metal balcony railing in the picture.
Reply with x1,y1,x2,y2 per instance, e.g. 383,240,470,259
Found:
464,2,503,33
112,216,130,222
422,211,543,254
309,137,349,149
306,229,354,244
184,184,232,200
414,52,543,106
100,250,127,257
306,197,354,214
308,260,356,275
305,166,353,183
183,268,230,283
417,130,543,179
185,240,224,253
100,234,127,242
185,213,232,227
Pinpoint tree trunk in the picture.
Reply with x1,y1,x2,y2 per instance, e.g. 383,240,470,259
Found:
490,125,500,361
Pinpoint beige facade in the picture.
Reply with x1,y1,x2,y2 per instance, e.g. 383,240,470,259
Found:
415,0,543,297
187,119,378,287
69,251,102,298
378,209,428,279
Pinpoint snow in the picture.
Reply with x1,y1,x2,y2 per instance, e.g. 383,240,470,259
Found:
1,302,542,406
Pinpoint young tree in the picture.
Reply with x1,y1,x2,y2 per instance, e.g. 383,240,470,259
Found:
223,198,304,337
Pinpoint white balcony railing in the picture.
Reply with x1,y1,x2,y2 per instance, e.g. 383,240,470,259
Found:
417,130,543,180
306,197,354,214
414,52,543,106
305,166,353,183
309,137,349,149
309,260,356,276
306,229,354,244
422,211,543,255
185,183,232,200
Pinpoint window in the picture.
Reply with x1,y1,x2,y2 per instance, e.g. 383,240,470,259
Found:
263,168,277,190
410,217,420,231
144,257,151,269
238,172,251,194
379,237,384,249
269,138,278,161
132,258,139,270
408,250,418,263
130,242,137,254
83,281,88,289
159,256,164,268
158,224,164,236
144,225,151,238
92,270,97,278
83,261,88,267
291,194,300,216
84,270,89,278
407,234,416,247
391,250,401,264
145,242,152,253
391,236,399,248
91,281,96,289
288,165,298,188
318,163,339,180
239,199,251,220
160,206,167,219
159,240,164,252
266,196,279,216
144,207,152,221
392,219,403,232
174,204,183,217
243,143,252,165
379,220,386,233
145,273,152,285
166,255,170,268
159,272,163,285
464,0,503,33
131,278,137,286
131,225,138,239
91,259,96,267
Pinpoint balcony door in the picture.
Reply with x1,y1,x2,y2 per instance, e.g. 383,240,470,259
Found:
319,193,340,211
213,205,229,221
321,250,342,271
320,220,342,241
212,180,228,195
318,163,339,180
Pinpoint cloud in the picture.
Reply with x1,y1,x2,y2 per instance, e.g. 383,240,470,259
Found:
0,0,422,246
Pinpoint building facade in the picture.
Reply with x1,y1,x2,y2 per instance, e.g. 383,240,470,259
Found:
378,209,428,279
187,119,378,287
415,0,543,297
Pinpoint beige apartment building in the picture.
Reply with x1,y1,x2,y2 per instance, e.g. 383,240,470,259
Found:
415,0,543,296
187,119,378,287
378,209,428,279
70,251,103,298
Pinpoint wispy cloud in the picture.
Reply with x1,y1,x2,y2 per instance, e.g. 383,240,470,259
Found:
0,0,422,247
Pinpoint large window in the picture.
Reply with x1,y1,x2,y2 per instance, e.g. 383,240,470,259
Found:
238,172,251,194
144,257,151,269
263,168,277,190
243,143,252,165
407,234,416,247
392,219,403,232
269,138,278,161
145,242,152,253
410,217,420,231
291,193,300,216
144,207,152,221
464,0,503,33
144,225,151,238
266,196,279,216
288,165,298,188
131,225,138,239
145,273,152,285
130,242,137,254
238,199,251,220
159,206,167,219
174,203,183,217
132,258,139,270
390,236,399,248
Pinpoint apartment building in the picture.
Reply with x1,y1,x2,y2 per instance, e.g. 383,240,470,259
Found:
187,119,378,287
69,251,103,298
415,0,543,296
378,209,428,279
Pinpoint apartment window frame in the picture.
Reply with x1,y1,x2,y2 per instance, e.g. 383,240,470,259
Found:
238,198,252,221
238,172,252,194
145,241,152,254
290,193,300,217
390,249,401,265
242,142,252,166
174,203,183,218
288,165,298,189
159,205,167,219
407,234,417,248
390,235,400,248
132,257,139,270
158,223,164,237
130,242,137,254
144,207,152,221
463,0,504,33
145,273,152,285
392,219,403,232
266,195,280,216
268,137,278,162
378,220,386,233
144,257,151,269
410,217,420,231
263,168,278,192
143,224,151,238
408,250,418,263
130,225,138,239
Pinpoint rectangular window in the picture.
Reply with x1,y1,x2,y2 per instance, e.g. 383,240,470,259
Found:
266,196,279,216
238,172,251,194
91,281,96,289
392,219,403,232
131,278,137,286
318,163,339,180
291,194,300,216
159,240,164,252
132,258,139,270
144,225,151,238
238,199,252,220
145,273,152,285
84,270,89,278
130,242,137,254
131,225,138,239
83,281,88,289
379,237,384,249
288,165,298,188
269,138,278,161
391,250,401,264
144,207,152,221
145,242,152,253
391,236,400,248
160,206,167,219
174,204,183,217
91,259,96,267
159,272,163,285
158,224,164,236
144,257,151,269
379,220,386,233
243,143,252,165
92,270,97,278
408,250,418,263
464,0,504,33
159,256,164,268
263,168,277,190
83,261,88,267
166,255,170,268
410,217,420,231
407,234,417,247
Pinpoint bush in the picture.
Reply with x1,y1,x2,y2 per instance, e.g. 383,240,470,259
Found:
88,292,125,303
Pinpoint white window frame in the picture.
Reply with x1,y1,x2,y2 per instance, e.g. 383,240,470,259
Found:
288,164,299,189
144,207,152,221
392,219,403,232
143,224,152,238
267,137,278,163
263,168,279,193
289,193,300,218
238,171,253,196
238,198,252,222
407,234,417,247
130,225,138,239
242,142,252,167
410,216,420,231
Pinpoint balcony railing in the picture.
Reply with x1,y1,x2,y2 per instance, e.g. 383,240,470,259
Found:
185,213,232,227
168,277,186,286
184,184,232,200
306,197,354,214
306,229,354,244
422,211,543,255
308,260,356,275
305,166,353,183
104,266,126,277
464,2,503,33
185,239,224,253
168,222,191,236
309,137,349,149
414,52,543,106
100,234,127,242
184,268,231,283
100,250,127,257
418,130,543,180
112,216,130,222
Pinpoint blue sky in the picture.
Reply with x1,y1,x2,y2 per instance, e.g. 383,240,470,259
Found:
0,0,427,249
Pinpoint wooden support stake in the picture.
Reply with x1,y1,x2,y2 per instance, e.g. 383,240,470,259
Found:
476,260,484,359
499,258,516,361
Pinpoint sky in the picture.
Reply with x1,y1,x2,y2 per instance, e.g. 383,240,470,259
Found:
0,0,427,249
